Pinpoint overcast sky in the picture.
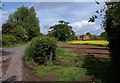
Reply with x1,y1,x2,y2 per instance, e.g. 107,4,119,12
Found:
1,2,105,35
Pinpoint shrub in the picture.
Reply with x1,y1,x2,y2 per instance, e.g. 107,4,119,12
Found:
12,26,28,42
25,36,57,64
2,22,14,35
2,35,17,47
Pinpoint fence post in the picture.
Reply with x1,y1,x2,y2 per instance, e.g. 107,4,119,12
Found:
49,52,52,64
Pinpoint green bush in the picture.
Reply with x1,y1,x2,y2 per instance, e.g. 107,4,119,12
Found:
2,35,17,47
12,26,28,42
25,36,57,64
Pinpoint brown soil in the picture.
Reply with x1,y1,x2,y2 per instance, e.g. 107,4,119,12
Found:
2,56,12,75
2,46,26,81
2,50,13,75
59,43,110,59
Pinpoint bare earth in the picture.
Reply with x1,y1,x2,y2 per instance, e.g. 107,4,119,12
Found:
2,45,26,81
58,43,110,59
1,43,110,81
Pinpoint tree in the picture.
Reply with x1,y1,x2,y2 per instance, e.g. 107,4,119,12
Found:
89,2,120,81
86,32,92,36
103,2,120,81
26,7,40,40
48,20,75,41
12,26,28,41
7,6,40,41
2,22,14,35
100,32,107,40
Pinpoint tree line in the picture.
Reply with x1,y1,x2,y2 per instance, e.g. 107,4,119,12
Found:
2,6,75,42
2,6,40,42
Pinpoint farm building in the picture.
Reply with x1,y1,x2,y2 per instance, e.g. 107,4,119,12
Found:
75,35,91,40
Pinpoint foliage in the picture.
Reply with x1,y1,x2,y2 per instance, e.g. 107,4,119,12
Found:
2,6,41,47
0,34,2,47
86,32,92,36
25,43,112,82
89,2,120,81
91,35,102,40
102,2,120,81
100,32,107,40
68,40,108,47
7,6,40,41
48,20,75,41
25,36,57,64
25,47,86,81
2,22,14,35
2,35,17,47
12,26,28,42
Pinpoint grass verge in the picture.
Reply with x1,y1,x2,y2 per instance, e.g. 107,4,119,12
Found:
25,47,86,81
25,45,112,82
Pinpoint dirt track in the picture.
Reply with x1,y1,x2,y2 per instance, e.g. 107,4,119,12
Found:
2,45,26,81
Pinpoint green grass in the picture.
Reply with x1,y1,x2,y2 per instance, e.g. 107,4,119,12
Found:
55,48,84,67
35,65,86,81
82,56,112,83
25,47,86,81
68,40,109,47
57,41,69,47
25,44,112,82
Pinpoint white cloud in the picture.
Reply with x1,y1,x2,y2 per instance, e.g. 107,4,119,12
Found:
71,20,104,35
71,20,94,28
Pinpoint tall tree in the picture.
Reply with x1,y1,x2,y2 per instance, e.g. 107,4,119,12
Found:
26,7,40,40
7,6,40,40
48,20,75,41
89,2,120,81
103,2,120,81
